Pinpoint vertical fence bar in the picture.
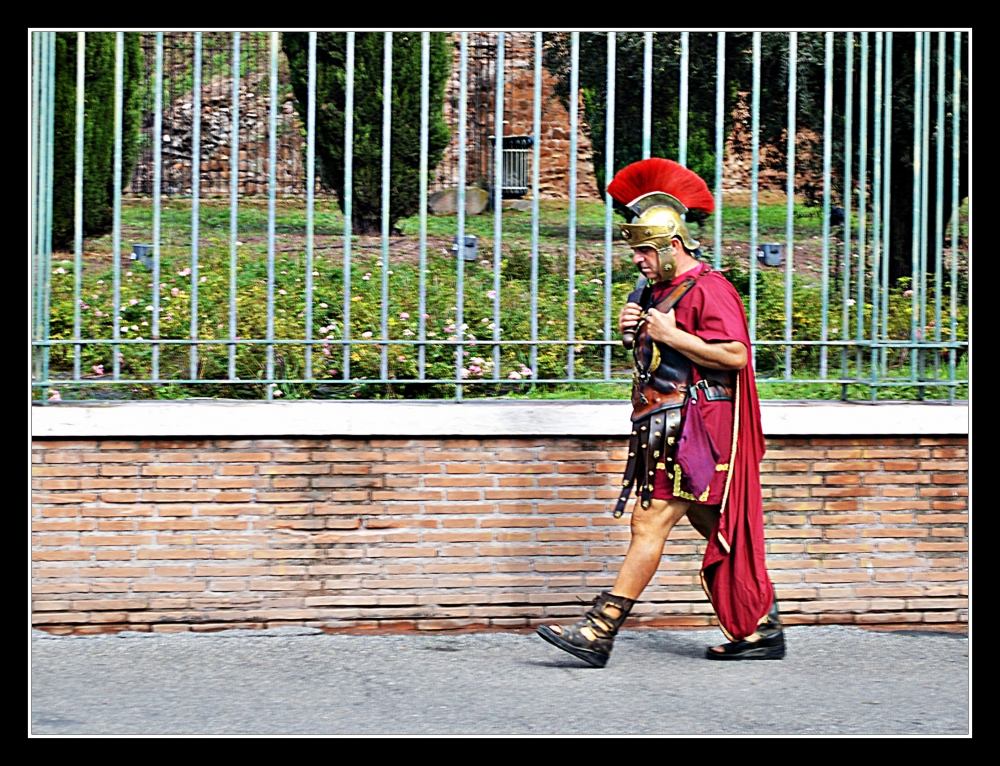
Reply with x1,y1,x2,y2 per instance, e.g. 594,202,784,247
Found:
531,31,542,379
305,33,317,381
749,33,760,361
31,33,41,387
819,32,833,379
72,32,85,381
189,33,202,382
880,33,893,380
152,33,164,381
840,33,853,391
380,32,392,381
343,32,354,381
643,32,652,160
949,32,961,403
933,32,945,380
31,34,41,376
918,31,931,393
491,33,505,380
870,34,884,401
784,32,796,380
855,33,868,381
42,33,55,388
603,32,616,380
227,32,239,380
713,32,725,271
679,32,689,167
266,32,278,399
112,33,124,381
455,33,468,401
417,33,429,379
567,32,579,380
909,33,922,385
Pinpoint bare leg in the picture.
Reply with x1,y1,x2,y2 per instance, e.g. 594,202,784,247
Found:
610,498,691,600
546,498,690,640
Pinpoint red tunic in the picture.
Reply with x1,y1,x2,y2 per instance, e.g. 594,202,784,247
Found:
649,263,747,506
646,261,773,641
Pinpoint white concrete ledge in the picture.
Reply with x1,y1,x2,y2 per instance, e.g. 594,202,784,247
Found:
31,400,969,438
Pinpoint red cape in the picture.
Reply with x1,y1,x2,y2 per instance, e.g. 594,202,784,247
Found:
699,351,772,641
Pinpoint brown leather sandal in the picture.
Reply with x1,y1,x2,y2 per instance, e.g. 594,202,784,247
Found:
536,592,635,668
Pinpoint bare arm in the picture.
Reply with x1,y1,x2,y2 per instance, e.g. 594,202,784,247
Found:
642,307,747,370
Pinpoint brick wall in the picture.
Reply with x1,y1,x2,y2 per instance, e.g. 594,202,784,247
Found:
31,435,967,635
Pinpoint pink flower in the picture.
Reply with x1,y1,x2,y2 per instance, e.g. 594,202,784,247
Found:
178,268,191,277
508,371,522,380
279,289,287,295
129,298,139,306
200,276,207,283
487,290,496,299
460,368,470,379
47,389,61,401
399,312,410,320
398,356,406,362
171,288,179,296
92,364,104,375
903,289,914,297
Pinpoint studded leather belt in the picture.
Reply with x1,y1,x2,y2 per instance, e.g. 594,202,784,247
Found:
614,406,684,518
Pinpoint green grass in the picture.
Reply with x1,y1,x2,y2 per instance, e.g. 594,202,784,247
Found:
35,197,968,403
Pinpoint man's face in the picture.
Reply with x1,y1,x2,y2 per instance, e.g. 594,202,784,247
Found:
632,245,664,282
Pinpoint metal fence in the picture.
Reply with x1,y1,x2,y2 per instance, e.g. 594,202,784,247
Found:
30,31,968,403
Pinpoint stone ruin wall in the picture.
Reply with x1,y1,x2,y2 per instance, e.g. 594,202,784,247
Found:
126,38,800,202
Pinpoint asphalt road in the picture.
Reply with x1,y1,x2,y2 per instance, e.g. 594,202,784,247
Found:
30,625,969,735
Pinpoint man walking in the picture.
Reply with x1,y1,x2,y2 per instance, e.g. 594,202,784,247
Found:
536,158,783,667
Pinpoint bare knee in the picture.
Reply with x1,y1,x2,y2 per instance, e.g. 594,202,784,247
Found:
630,499,690,540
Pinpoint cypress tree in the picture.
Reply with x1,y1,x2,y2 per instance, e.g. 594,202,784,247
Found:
283,32,451,234
52,32,142,249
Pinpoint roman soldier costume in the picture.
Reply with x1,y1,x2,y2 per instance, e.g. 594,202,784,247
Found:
537,158,783,666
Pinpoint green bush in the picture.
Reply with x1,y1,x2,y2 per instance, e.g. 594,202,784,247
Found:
52,32,142,249
282,32,451,235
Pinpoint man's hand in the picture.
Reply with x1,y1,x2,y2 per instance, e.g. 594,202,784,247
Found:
646,307,748,371
618,302,643,335
643,307,678,344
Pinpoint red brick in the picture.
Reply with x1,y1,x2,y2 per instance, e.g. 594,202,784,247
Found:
862,528,928,538
914,542,968,552
32,466,99,477
863,475,931,485
812,461,881,472
916,513,968,524
918,460,968,471
142,465,215,476
811,514,878,525
919,487,967,497
932,501,969,511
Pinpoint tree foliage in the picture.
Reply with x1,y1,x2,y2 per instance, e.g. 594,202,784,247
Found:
283,32,451,234
544,32,968,282
52,32,143,249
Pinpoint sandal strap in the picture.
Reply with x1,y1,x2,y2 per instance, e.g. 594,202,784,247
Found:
584,591,635,638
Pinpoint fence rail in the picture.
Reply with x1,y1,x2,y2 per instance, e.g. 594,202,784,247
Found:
30,31,968,403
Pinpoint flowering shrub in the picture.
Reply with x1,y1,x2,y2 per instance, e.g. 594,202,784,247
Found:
36,198,967,401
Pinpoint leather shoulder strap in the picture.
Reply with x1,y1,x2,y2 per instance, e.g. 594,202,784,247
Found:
652,267,710,314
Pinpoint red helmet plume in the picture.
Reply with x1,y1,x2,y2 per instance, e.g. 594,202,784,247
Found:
607,158,715,216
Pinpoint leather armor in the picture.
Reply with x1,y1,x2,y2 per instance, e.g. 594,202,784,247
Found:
614,272,734,517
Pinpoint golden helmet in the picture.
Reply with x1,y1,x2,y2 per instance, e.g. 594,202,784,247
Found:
619,193,701,252
607,159,714,253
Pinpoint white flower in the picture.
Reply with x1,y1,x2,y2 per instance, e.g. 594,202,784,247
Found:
508,371,522,380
